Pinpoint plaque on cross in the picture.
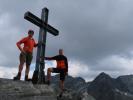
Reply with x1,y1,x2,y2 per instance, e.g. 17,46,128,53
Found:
24,7,59,84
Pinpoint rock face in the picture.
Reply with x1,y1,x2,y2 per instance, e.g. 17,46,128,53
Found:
0,76,95,100
0,78,56,100
51,75,95,100
87,72,133,100
1,73,133,100
117,75,133,93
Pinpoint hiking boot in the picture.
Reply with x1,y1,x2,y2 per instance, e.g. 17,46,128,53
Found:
25,75,32,81
13,72,21,80
25,75,29,81
45,80,50,85
59,92,63,98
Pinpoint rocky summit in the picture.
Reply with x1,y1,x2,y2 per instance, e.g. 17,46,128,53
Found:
0,76,95,100
0,78,56,100
1,73,133,100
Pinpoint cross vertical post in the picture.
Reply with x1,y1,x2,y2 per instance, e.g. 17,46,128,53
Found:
37,8,48,83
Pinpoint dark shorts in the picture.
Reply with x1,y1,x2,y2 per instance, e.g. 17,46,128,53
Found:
19,52,33,66
52,68,66,81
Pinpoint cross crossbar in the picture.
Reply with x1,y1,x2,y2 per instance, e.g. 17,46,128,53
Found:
24,11,59,36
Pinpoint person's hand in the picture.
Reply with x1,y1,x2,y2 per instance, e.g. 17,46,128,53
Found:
37,42,41,47
38,41,45,47
40,56,45,61
34,43,38,47
21,50,26,55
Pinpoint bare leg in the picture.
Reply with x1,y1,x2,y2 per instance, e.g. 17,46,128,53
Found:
60,80,64,93
24,64,30,81
58,80,65,98
25,64,30,76
18,61,25,73
14,59,25,80
47,68,53,81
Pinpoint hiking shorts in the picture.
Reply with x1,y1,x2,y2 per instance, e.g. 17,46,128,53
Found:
19,52,33,66
52,68,66,81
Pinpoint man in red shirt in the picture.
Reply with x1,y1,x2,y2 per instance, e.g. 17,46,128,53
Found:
14,30,37,81
45,49,68,97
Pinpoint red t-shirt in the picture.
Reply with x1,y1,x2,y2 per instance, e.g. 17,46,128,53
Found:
17,36,37,53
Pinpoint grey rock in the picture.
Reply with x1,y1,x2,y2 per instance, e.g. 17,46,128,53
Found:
0,78,56,100
117,75,133,93
79,91,96,100
51,75,94,100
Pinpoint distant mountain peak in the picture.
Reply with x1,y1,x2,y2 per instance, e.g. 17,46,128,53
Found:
93,72,113,83
98,72,111,78
87,72,131,100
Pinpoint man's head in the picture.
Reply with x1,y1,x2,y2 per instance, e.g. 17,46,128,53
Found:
59,49,64,55
28,30,34,38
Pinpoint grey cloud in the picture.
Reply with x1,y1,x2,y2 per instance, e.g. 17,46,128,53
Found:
0,0,133,78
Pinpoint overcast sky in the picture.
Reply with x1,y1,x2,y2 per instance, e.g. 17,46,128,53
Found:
0,0,133,81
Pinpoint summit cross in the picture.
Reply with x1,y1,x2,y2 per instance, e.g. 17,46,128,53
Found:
24,7,59,84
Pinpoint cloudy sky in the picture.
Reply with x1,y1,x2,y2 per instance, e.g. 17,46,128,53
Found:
0,0,133,81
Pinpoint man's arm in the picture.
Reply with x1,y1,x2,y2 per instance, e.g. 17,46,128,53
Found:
16,42,23,52
34,39,38,47
35,41,45,47
45,57,53,60
16,38,26,53
45,55,58,60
